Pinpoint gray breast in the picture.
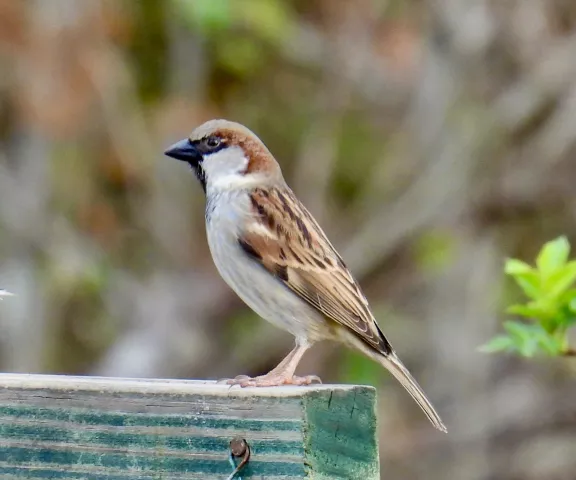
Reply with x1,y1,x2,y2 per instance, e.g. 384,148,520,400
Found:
204,190,329,341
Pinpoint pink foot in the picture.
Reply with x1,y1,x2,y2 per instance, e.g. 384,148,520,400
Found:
222,374,322,387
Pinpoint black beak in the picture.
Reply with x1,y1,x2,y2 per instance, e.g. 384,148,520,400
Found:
164,139,202,164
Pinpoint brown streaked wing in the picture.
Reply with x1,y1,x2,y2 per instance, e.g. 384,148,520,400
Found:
239,187,392,355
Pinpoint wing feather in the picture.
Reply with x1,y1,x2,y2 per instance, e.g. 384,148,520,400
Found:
240,187,392,355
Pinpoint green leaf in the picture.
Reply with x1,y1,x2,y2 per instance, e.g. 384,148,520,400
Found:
536,236,570,278
505,258,534,275
559,288,576,305
499,237,576,358
479,335,514,353
503,320,531,338
534,331,564,356
506,303,542,319
519,339,539,357
479,323,566,357
512,272,541,299
545,261,576,299
503,321,539,357
500,322,567,357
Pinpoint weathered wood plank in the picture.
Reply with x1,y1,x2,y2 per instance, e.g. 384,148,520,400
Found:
0,374,379,479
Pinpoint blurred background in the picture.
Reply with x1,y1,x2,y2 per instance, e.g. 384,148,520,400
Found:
1,0,576,478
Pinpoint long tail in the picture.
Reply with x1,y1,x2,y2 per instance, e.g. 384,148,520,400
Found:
378,352,447,432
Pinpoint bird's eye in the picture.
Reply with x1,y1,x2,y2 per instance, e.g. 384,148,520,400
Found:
205,136,221,149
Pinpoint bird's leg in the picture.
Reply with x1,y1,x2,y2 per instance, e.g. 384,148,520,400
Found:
226,342,321,387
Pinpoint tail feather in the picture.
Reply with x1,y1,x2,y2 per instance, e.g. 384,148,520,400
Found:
379,353,447,433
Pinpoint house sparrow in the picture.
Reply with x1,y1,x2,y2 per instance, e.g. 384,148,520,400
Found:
165,119,446,432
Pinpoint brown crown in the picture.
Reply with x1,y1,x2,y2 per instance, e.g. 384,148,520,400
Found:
189,119,282,177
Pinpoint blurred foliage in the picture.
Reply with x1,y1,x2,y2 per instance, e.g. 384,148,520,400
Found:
414,229,456,273
482,237,576,357
128,0,169,102
174,0,295,77
339,348,382,386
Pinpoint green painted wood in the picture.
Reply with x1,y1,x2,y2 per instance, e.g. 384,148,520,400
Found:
0,374,379,479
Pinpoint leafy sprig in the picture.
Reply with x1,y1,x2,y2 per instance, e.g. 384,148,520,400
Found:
481,236,576,357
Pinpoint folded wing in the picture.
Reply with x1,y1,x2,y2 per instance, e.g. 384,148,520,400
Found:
238,187,392,355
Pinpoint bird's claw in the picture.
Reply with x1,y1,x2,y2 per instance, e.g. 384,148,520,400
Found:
217,375,250,385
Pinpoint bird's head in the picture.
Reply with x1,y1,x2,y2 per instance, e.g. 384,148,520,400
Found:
164,119,283,193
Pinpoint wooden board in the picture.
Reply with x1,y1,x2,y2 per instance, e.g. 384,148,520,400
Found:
0,374,379,479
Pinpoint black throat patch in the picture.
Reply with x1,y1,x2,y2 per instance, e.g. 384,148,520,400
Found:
192,163,207,192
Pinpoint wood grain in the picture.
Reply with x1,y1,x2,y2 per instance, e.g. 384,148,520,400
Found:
0,374,379,479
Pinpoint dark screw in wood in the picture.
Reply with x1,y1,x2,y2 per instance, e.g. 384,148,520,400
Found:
227,437,251,480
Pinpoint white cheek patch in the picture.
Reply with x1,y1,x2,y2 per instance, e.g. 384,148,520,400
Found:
202,147,248,181
210,173,269,191
202,146,272,191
